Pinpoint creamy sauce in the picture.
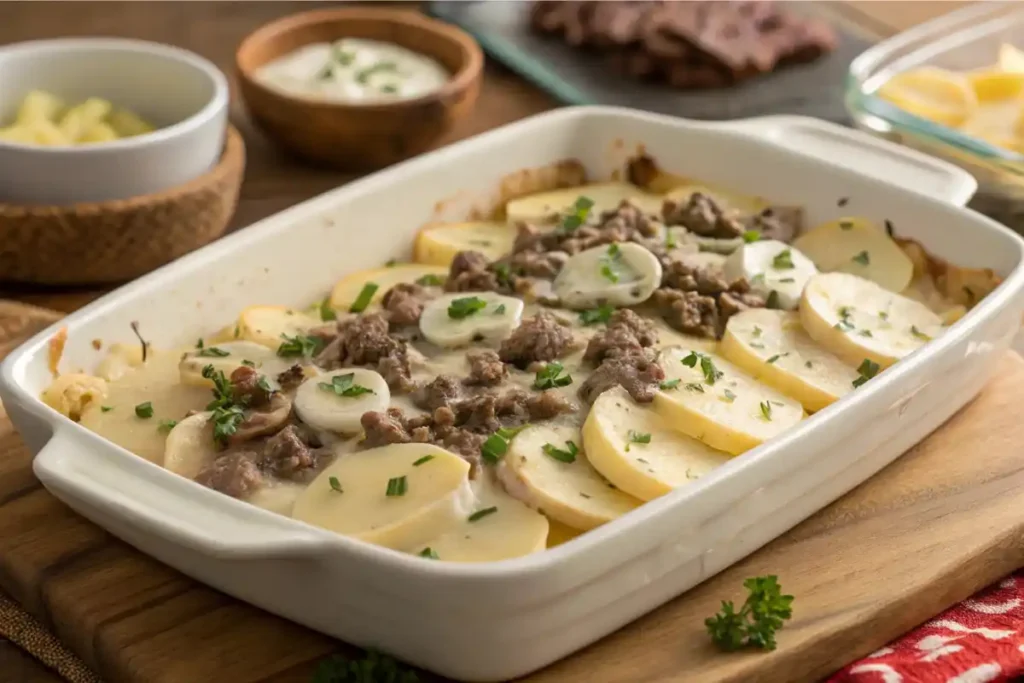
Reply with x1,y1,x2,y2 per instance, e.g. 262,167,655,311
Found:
255,38,450,103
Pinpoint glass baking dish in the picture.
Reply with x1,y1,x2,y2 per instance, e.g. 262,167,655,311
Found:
846,1,1024,230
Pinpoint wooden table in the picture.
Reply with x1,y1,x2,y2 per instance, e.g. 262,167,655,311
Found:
0,2,969,681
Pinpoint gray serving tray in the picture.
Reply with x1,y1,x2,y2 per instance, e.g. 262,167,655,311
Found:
428,1,877,123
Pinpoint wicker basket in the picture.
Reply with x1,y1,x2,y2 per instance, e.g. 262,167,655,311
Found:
0,126,246,285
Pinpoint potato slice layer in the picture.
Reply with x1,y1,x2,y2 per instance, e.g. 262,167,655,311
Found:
414,221,517,266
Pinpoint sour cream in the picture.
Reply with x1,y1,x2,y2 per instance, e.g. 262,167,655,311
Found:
255,38,450,103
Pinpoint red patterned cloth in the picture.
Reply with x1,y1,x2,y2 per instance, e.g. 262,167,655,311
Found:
830,573,1024,683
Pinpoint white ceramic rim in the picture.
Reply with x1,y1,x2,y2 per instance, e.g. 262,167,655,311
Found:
0,37,229,154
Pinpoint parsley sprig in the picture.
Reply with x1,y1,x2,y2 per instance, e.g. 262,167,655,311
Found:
319,373,375,398
681,351,723,385
480,425,529,464
542,440,578,463
705,575,794,651
448,296,488,319
201,365,249,445
579,304,615,326
278,333,324,358
533,362,573,390
561,195,594,232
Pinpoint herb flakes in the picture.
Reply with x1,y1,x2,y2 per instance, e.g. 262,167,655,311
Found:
852,358,880,388
349,282,379,313
319,373,375,398
448,296,487,320
533,362,573,390
542,440,579,463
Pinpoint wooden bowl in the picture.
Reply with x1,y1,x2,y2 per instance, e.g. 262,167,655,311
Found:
235,8,483,171
0,126,245,286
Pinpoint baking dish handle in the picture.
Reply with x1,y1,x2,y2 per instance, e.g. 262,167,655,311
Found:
720,115,978,207
33,429,332,560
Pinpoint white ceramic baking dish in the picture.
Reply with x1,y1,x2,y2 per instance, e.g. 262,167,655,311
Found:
2,106,1022,682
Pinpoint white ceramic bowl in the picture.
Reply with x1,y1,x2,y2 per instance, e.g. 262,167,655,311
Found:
0,38,229,205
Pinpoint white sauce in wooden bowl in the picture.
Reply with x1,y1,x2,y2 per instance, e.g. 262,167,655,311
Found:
255,38,450,103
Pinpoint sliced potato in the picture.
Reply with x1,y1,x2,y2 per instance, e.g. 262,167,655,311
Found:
329,264,448,311
293,443,473,551
26,120,68,146
968,70,1024,102
58,97,113,142
553,242,663,310
583,386,730,501
412,474,549,562
1000,43,1024,73
163,412,218,478
414,221,517,266
800,272,944,369
663,183,768,215
497,423,640,531
793,217,914,293
15,90,65,125
293,368,390,435
505,182,664,225
720,309,859,412
236,305,321,350
179,340,292,387
546,519,583,548
654,346,805,455
107,108,155,137
876,67,977,127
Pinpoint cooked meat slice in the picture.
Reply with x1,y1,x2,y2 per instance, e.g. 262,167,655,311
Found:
509,249,570,278
584,309,658,363
578,351,665,404
382,282,432,327
414,375,464,411
464,350,507,386
526,390,577,419
499,311,575,368
276,364,306,392
652,288,720,339
226,392,293,446
229,365,271,407
360,409,412,448
195,452,263,499
662,192,745,238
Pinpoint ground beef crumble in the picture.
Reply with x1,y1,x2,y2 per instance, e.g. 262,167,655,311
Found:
276,364,306,392
464,350,507,386
195,453,263,498
314,312,415,392
583,309,658,364
654,261,765,338
662,192,745,238
579,349,665,404
381,282,434,327
499,311,576,368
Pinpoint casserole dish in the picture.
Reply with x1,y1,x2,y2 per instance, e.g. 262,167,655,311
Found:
846,2,1024,230
2,106,1022,682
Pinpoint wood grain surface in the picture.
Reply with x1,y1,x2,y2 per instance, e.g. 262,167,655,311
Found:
0,2,986,682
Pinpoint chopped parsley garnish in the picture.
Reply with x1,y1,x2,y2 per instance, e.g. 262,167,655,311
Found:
579,304,615,326
771,249,794,269
859,330,873,337
778,277,795,283
380,84,399,94
494,304,506,315
910,325,932,341
419,547,438,559
742,230,761,243
766,353,788,365
665,230,678,249
600,243,623,283
878,310,889,321
468,506,498,522
349,282,379,313
198,346,230,357
759,401,772,421
681,351,723,385
722,389,737,403
416,273,445,287
319,298,337,322
278,333,323,358
202,365,247,444
493,263,512,286
834,320,855,332
448,296,488,319
241,359,256,367
852,250,870,266
659,378,681,390
685,382,705,393
839,220,853,230
542,440,579,463
158,419,178,432
752,326,763,338
196,339,204,349
834,305,855,332
355,60,399,84
750,342,765,349
385,476,408,497
625,430,651,452
329,476,343,493
135,402,153,419
561,195,594,231
319,373,375,398
837,197,849,207
750,273,766,286
101,405,113,413
705,575,794,651
480,425,528,464
765,291,781,309
852,358,880,388
805,361,813,369
413,455,434,467
533,362,572,390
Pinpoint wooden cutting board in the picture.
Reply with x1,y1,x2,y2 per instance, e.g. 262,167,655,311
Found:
2,302,1024,683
